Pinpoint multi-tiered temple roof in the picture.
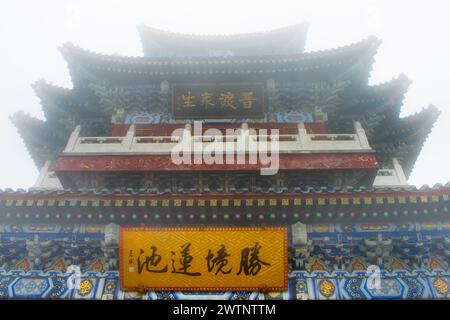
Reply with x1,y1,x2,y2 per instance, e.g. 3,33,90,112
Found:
11,24,439,178
2,23,449,301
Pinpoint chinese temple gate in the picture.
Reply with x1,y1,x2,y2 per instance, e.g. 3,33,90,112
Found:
2,23,449,299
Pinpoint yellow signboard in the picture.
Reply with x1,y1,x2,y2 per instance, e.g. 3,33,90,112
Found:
119,227,288,292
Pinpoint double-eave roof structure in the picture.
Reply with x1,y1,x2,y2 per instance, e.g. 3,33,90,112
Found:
11,24,440,178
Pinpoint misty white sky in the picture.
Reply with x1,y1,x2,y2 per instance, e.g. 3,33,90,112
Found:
0,0,449,189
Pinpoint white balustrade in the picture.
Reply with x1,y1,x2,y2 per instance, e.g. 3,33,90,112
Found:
63,122,373,155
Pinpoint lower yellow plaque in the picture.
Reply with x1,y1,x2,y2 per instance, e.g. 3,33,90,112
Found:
119,227,288,292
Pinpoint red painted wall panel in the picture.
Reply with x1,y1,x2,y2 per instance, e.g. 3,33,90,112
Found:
56,153,378,173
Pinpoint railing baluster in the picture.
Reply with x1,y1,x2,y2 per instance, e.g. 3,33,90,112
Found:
65,121,373,154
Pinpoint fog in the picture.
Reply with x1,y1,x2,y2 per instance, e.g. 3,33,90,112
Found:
0,0,449,189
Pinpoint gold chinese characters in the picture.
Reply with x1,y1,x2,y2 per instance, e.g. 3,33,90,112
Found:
120,227,287,291
181,91,256,109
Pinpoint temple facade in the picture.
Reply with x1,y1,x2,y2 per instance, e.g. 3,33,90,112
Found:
2,23,449,299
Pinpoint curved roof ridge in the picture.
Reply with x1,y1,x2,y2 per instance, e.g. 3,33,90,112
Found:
303,35,381,54
137,23,310,57
137,22,309,40
358,74,411,110
60,36,380,64
32,79,72,96
31,79,86,111
59,42,143,60
369,73,411,90
401,104,441,122
9,111,64,169
10,110,43,123
394,105,440,176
